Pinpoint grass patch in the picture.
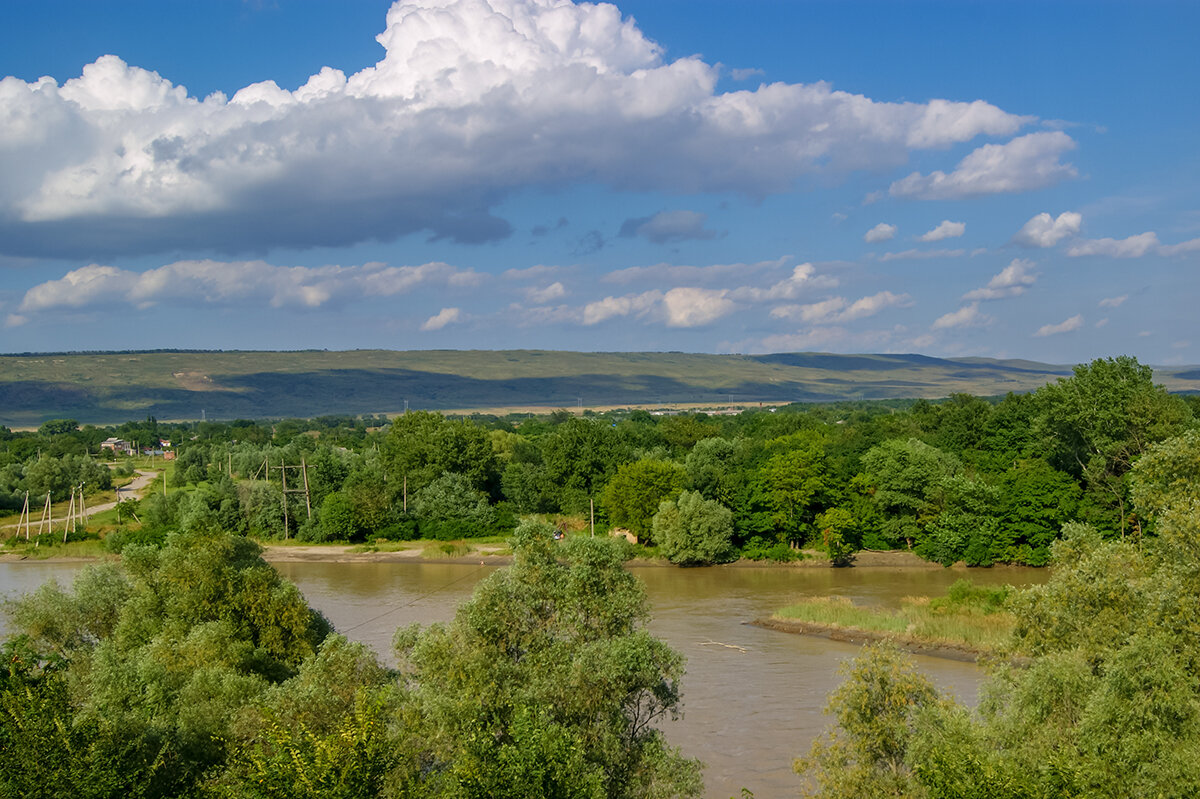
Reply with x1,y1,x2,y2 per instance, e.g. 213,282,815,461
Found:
774,579,1015,653
2,536,112,560
350,540,422,554
422,540,475,559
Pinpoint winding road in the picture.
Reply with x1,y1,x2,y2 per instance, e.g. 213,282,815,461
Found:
3,469,160,533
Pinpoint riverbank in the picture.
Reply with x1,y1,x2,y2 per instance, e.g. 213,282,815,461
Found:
1,541,1014,570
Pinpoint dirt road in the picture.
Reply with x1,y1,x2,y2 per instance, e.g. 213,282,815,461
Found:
2,469,160,533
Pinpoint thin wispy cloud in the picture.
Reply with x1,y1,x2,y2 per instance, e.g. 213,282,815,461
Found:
1066,232,1200,258
1034,314,1084,337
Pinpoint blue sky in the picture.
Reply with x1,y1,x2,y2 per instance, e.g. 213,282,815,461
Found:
1,0,1196,363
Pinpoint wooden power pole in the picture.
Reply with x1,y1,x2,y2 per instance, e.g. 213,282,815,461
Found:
273,461,313,538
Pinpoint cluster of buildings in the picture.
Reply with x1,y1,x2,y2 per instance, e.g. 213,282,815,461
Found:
99,437,175,459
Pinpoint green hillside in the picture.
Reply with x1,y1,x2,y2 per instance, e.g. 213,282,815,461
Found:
2,349,1198,425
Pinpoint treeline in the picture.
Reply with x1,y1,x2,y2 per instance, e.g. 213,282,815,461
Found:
8,355,1195,566
0,418,120,510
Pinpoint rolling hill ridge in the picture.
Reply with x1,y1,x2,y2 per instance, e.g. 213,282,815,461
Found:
2,349,1197,425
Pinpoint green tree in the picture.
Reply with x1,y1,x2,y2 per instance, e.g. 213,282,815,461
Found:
209,636,406,799
1130,429,1200,524
652,490,735,566
1035,355,1191,536
38,418,79,437
860,438,960,550
796,643,941,799
815,507,857,566
312,490,357,542
4,531,331,798
657,414,720,454
917,475,1003,566
342,464,393,536
601,459,686,542
684,437,738,505
752,432,830,543
395,521,703,798
539,418,631,514
382,411,500,497
997,458,1081,565
412,471,496,537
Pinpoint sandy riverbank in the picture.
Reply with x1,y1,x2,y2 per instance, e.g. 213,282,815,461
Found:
1,542,1019,570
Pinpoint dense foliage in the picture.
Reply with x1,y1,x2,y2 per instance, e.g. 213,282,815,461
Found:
4,355,1194,566
798,429,1200,797
0,524,701,798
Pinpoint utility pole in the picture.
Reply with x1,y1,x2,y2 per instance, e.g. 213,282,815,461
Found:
17,491,29,542
36,492,51,547
281,464,288,536
63,487,76,544
273,461,313,538
590,497,595,537
300,457,312,518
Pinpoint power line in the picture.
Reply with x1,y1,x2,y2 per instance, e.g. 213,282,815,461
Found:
341,563,487,634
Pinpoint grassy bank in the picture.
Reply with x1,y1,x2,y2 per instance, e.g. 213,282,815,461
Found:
770,579,1015,654
0,537,112,560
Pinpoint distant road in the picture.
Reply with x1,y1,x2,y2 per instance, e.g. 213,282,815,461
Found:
2,469,160,534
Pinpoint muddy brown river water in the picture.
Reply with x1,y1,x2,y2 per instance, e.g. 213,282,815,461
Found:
1,560,1046,798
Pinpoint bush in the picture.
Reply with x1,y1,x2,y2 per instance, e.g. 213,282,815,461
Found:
740,536,802,562
375,519,418,541
930,579,1010,613
104,526,168,553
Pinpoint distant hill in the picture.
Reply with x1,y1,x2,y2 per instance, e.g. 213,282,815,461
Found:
2,349,1197,426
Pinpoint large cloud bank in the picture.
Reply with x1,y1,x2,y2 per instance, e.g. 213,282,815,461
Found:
0,0,1035,257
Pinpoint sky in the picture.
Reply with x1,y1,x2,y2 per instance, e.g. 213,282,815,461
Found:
0,0,1197,363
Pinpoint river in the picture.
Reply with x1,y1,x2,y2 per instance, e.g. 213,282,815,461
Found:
0,560,1045,798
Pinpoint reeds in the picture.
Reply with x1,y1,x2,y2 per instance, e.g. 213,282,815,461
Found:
774,580,1015,652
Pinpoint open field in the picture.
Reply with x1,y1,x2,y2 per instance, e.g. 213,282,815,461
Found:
3,348,1199,425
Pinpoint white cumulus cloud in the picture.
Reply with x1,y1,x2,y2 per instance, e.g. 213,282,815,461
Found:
889,131,1077,200
0,0,1032,258
661,287,735,327
581,290,663,325
1098,295,1126,308
864,222,897,243
1034,314,1083,337
421,307,463,331
729,263,837,302
1013,211,1081,247
917,220,965,242
932,302,989,330
962,258,1037,300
